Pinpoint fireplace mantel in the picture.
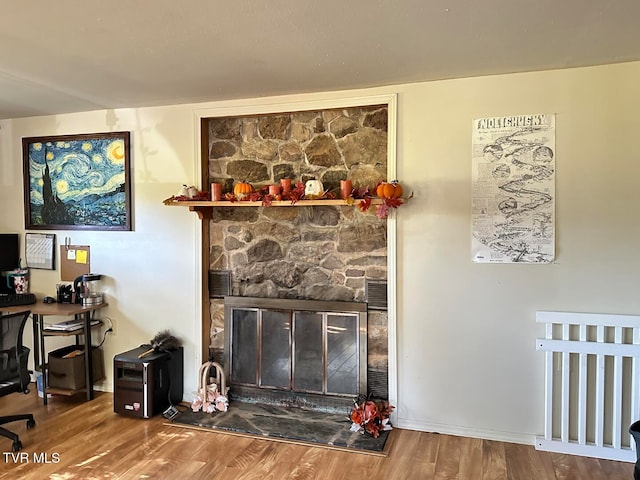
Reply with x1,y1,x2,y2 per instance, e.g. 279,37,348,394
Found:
163,197,387,220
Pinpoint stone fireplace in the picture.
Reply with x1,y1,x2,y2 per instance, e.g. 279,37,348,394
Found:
205,104,390,404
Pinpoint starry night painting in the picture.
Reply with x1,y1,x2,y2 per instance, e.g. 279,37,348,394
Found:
22,132,131,231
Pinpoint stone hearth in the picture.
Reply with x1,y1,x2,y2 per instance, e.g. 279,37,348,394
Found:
172,400,391,454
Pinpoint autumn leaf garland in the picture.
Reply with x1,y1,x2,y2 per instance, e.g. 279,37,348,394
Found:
166,180,410,219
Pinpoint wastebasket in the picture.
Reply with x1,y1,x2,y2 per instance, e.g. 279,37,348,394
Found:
629,421,640,480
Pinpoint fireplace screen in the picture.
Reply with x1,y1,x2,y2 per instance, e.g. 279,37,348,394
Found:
225,297,367,397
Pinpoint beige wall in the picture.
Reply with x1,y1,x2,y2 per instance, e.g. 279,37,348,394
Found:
1,61,639,445
395,62,640,442
0,106,202,393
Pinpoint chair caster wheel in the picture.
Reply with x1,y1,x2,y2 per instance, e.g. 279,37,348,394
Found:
12,440,22,452
27,419,36,429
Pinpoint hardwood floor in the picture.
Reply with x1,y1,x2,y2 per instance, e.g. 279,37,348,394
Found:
0,388,634,479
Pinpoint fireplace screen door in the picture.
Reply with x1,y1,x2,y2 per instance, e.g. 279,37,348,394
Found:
225,297,367,397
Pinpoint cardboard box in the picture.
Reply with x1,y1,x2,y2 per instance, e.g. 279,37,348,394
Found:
48,345,105,390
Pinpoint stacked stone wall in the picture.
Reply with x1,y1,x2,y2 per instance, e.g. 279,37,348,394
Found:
207,104,389,393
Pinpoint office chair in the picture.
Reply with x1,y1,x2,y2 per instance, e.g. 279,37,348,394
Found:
0,310,36,451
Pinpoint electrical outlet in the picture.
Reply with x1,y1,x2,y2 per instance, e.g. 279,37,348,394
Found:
163,405,179,420
108,317,117,336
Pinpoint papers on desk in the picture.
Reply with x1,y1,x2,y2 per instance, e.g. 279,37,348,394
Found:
43,319,101,332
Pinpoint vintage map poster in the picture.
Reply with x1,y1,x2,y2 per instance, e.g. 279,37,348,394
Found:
471,114,555,263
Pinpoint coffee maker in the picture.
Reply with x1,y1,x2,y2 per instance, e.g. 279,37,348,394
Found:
73,274,104,306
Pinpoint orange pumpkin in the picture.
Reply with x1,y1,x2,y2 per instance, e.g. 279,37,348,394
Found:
233,181,253,199
376,181,403,199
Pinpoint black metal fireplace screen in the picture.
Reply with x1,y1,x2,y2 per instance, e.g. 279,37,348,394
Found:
224,296,367,399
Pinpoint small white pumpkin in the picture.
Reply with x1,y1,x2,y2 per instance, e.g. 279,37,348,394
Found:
178,184,199,198
304,178,324,199
187,186,199,199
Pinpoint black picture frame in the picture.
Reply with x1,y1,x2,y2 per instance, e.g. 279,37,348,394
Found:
22,131,132,231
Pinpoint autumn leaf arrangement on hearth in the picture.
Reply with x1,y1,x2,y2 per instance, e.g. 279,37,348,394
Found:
349,395,395,438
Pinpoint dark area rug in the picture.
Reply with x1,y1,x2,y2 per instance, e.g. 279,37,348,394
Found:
170,400,391,455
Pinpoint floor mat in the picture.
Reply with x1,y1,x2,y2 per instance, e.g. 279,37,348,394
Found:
170,400,391,455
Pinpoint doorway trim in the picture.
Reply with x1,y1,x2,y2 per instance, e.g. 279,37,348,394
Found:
191,91,398,416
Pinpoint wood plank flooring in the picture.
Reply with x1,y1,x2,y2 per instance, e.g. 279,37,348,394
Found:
0,388,634,479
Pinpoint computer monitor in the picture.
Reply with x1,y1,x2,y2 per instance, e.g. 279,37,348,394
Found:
0,233,20,272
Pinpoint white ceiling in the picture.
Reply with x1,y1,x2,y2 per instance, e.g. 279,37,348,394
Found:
1,0,639,120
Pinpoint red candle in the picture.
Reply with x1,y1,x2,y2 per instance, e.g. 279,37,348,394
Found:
211,182,222,201
280,178,292,194
269,184,281,196
340,179,353,200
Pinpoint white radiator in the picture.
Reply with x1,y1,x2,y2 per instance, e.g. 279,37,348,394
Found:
536,311,640,462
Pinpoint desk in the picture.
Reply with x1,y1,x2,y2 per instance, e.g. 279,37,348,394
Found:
2,301,107,404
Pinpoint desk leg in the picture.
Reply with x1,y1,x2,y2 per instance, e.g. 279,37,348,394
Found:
37,314,48,406
84,311,94,401
31,314,40,376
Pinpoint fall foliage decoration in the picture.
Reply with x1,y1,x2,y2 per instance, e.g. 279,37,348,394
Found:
349,397,395,438
163,179,410,220
164,187,209,202
356,180,410,219
287,181,307,204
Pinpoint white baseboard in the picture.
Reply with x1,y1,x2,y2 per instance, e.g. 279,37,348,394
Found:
395,417,535,446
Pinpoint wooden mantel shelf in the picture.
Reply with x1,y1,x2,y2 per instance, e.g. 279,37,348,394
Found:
163,197,385,219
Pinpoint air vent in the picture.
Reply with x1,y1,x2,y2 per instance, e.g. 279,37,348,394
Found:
208,270,231,298
365,280,387,311
367,367,389,400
